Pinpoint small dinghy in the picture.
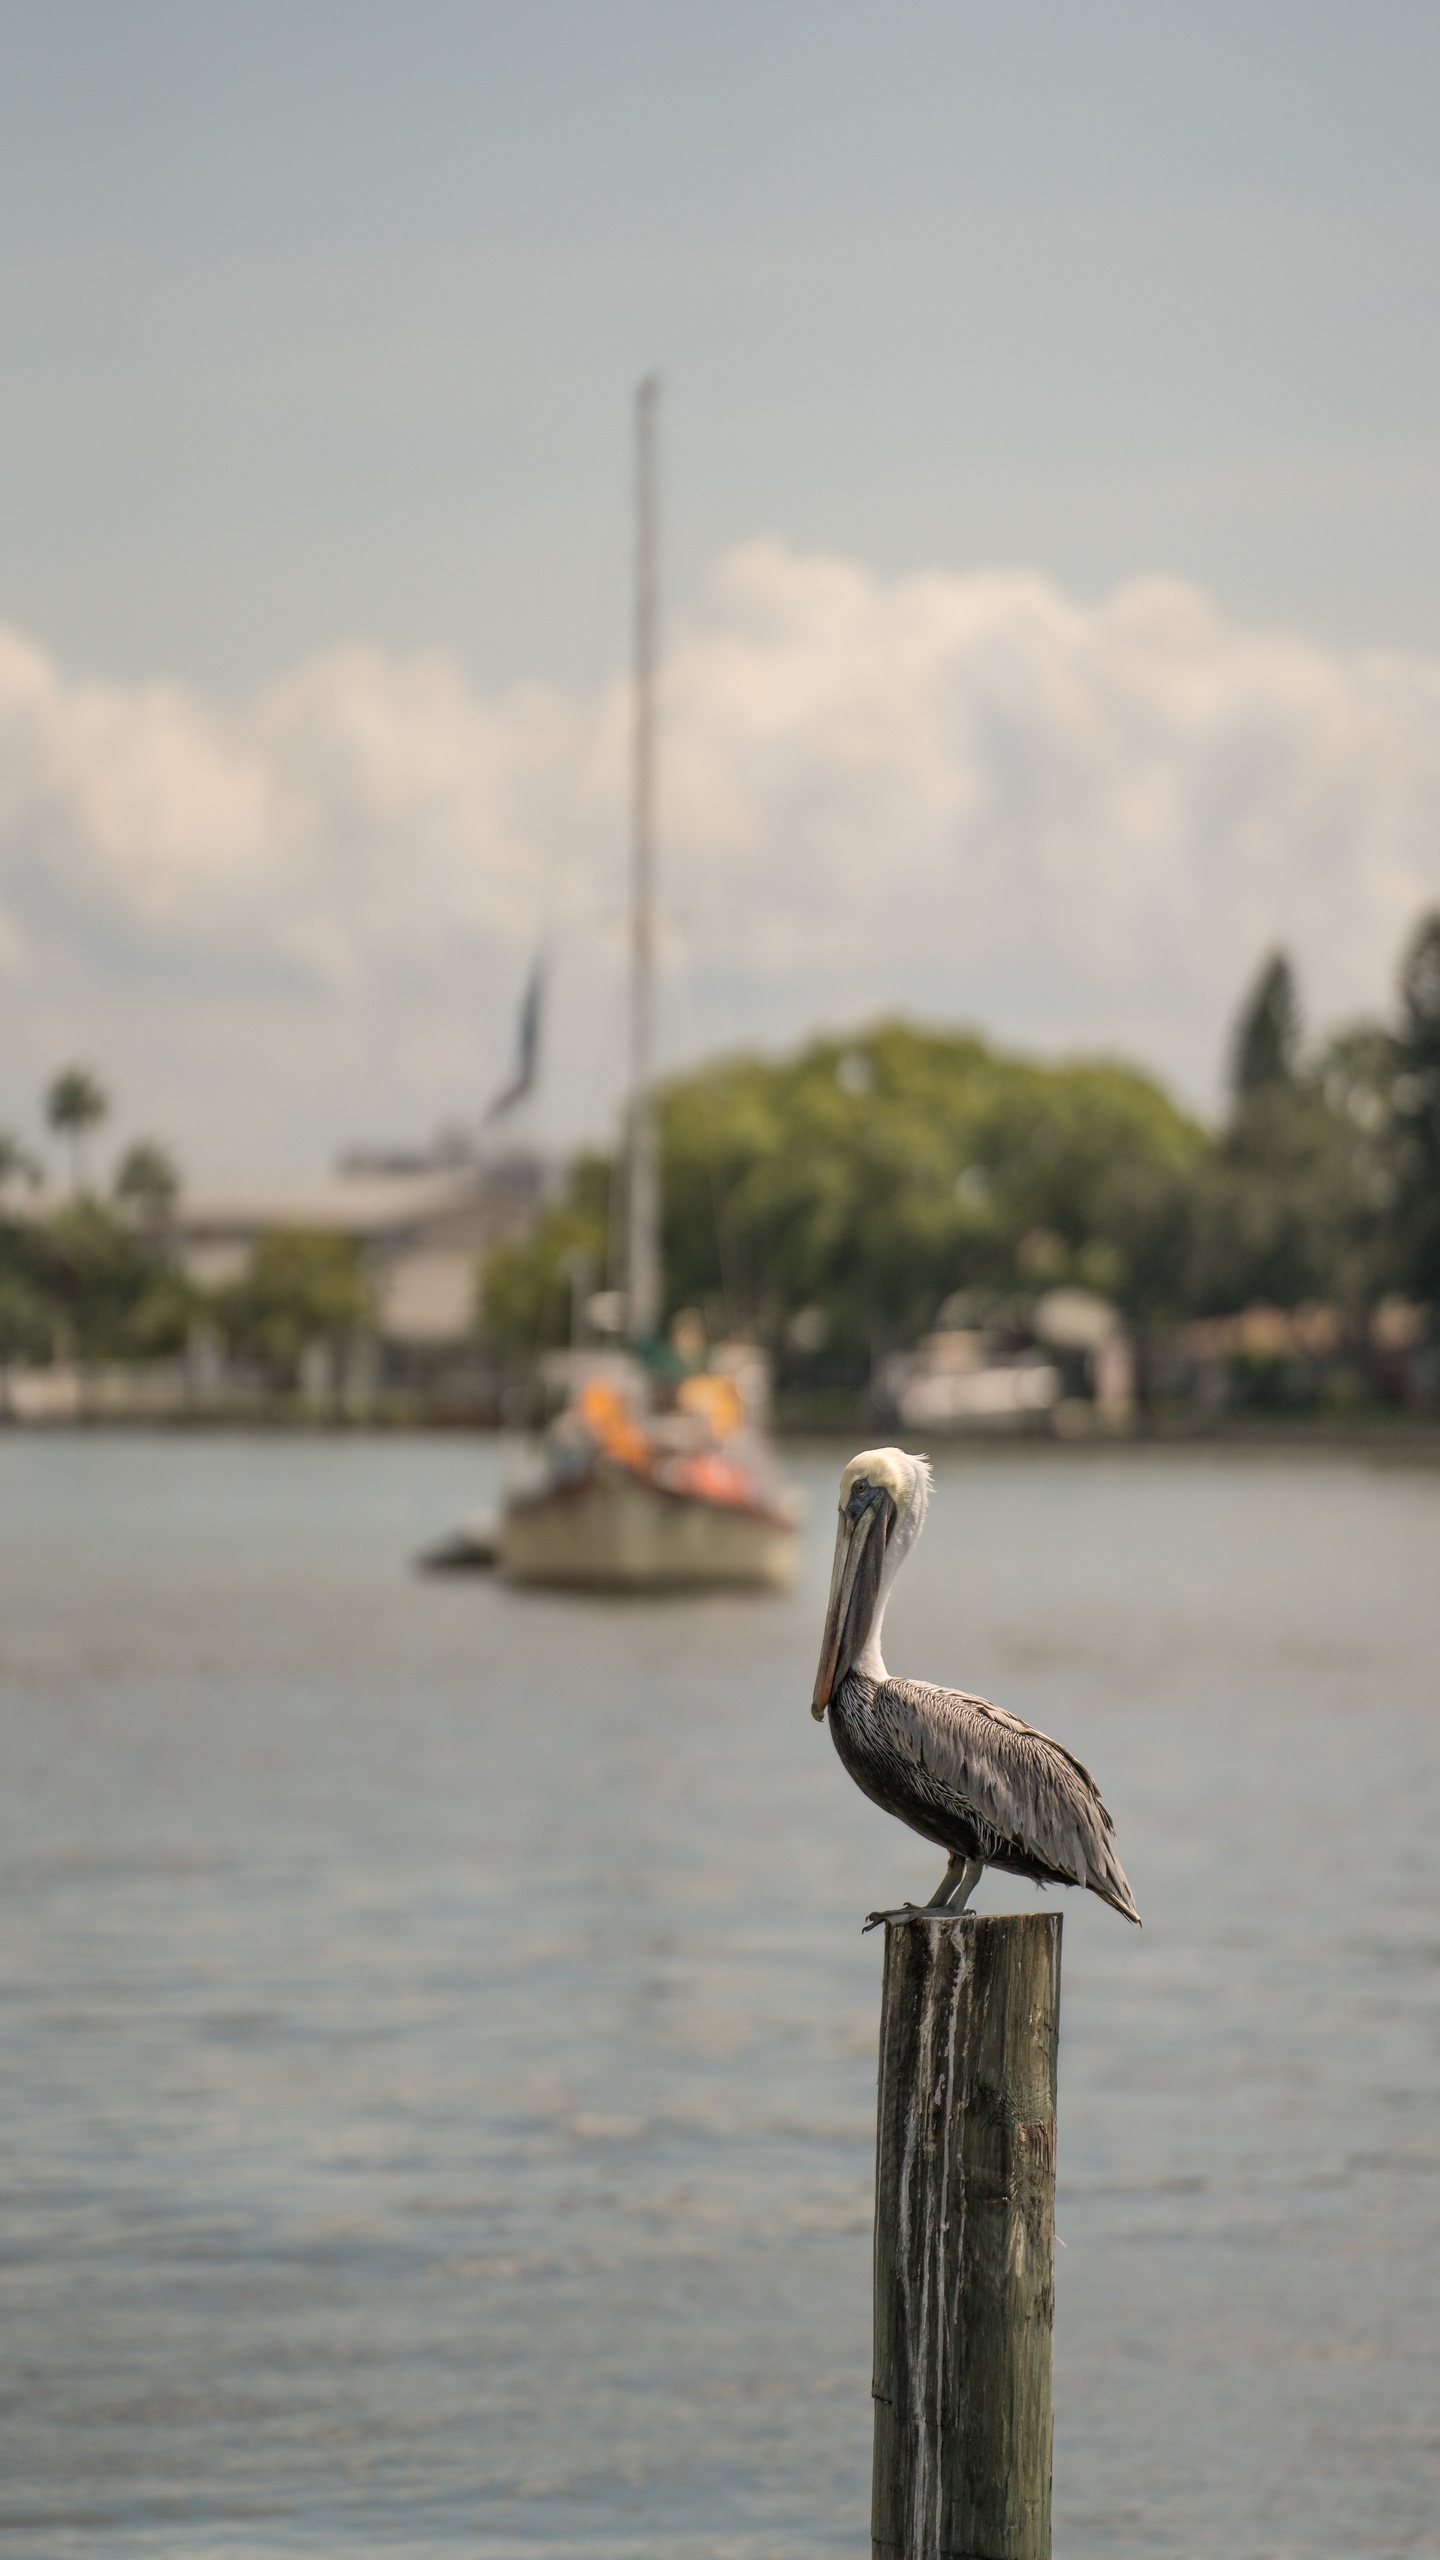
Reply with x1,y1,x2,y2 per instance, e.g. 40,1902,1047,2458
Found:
416,1513,501,1573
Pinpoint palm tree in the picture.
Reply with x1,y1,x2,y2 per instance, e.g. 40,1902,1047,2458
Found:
45,1065,109,1195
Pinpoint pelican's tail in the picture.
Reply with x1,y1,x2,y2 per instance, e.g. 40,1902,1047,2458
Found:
1086,1849,1142,1926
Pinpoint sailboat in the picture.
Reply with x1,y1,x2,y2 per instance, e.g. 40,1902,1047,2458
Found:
495,379,800,1591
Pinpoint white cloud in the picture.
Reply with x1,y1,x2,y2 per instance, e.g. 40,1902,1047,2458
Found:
1,542,1439,1175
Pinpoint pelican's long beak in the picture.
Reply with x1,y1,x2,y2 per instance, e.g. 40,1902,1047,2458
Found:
811,1488,893,1717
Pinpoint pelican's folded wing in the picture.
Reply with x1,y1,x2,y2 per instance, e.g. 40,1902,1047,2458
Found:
877,1678,1141,1921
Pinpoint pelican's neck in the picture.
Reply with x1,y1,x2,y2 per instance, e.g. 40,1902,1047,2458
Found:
853,1606,890,1682
851,1470,926,1682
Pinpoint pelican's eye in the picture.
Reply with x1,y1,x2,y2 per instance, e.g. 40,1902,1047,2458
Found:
845,1476,876,1522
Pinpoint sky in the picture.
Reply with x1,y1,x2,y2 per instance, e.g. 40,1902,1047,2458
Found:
2,1,1439,1175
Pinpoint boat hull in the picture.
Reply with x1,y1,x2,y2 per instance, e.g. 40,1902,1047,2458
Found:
500,1467,797,1590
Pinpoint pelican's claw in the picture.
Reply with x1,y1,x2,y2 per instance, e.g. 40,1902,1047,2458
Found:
861,1903,927,1933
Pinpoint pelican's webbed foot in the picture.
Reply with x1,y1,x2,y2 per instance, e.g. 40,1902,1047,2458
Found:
862,1856,984,1932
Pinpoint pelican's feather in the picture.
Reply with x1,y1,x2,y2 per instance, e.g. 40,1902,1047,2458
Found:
873,1677,1141,1922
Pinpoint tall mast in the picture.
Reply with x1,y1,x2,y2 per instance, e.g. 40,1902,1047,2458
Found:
626,374,662,1345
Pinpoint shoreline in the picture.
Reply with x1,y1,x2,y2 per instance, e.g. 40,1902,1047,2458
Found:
3,1410,1440,1464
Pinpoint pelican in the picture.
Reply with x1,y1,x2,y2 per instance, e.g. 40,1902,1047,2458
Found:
812,1448,1140,1930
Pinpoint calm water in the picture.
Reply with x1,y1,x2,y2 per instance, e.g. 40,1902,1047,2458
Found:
0,1434,1437,2560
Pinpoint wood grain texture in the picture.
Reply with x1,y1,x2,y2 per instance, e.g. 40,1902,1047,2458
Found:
872,1912,1060,2560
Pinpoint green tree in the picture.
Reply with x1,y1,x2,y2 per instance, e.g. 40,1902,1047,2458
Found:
122,1269,204,1358
1391,908,1440,1309
1185,968,1396,1319
1094,1154,1202,1327
1232,952,1299,1100
1189,1089,1383,1314
115,1139,180,1227
21,1197,157,1358
480,1159,610,1359
0,1181,202,1362
484,1024,1205,1380
222,1229,373,1384
0,1209,52,1361
45,1065,109,1194
655,1024,1203,1372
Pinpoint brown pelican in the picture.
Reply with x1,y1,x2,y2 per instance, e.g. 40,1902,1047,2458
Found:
812,1448,1140,1929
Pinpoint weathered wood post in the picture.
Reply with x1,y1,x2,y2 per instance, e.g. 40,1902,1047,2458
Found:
872,1911,1061,2560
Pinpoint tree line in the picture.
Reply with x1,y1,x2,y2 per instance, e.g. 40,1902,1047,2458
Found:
484,912,1440,1391
5,910,1437,1394
0,1069,369,1377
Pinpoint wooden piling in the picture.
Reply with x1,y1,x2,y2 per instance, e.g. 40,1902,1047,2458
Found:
871,1911,1061,2560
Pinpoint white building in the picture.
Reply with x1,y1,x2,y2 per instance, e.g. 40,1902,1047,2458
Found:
172,1152,554,1351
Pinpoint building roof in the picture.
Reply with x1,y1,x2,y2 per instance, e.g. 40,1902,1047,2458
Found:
174,1169,486,1239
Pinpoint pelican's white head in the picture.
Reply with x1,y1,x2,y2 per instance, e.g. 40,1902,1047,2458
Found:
811,1446,931,1717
